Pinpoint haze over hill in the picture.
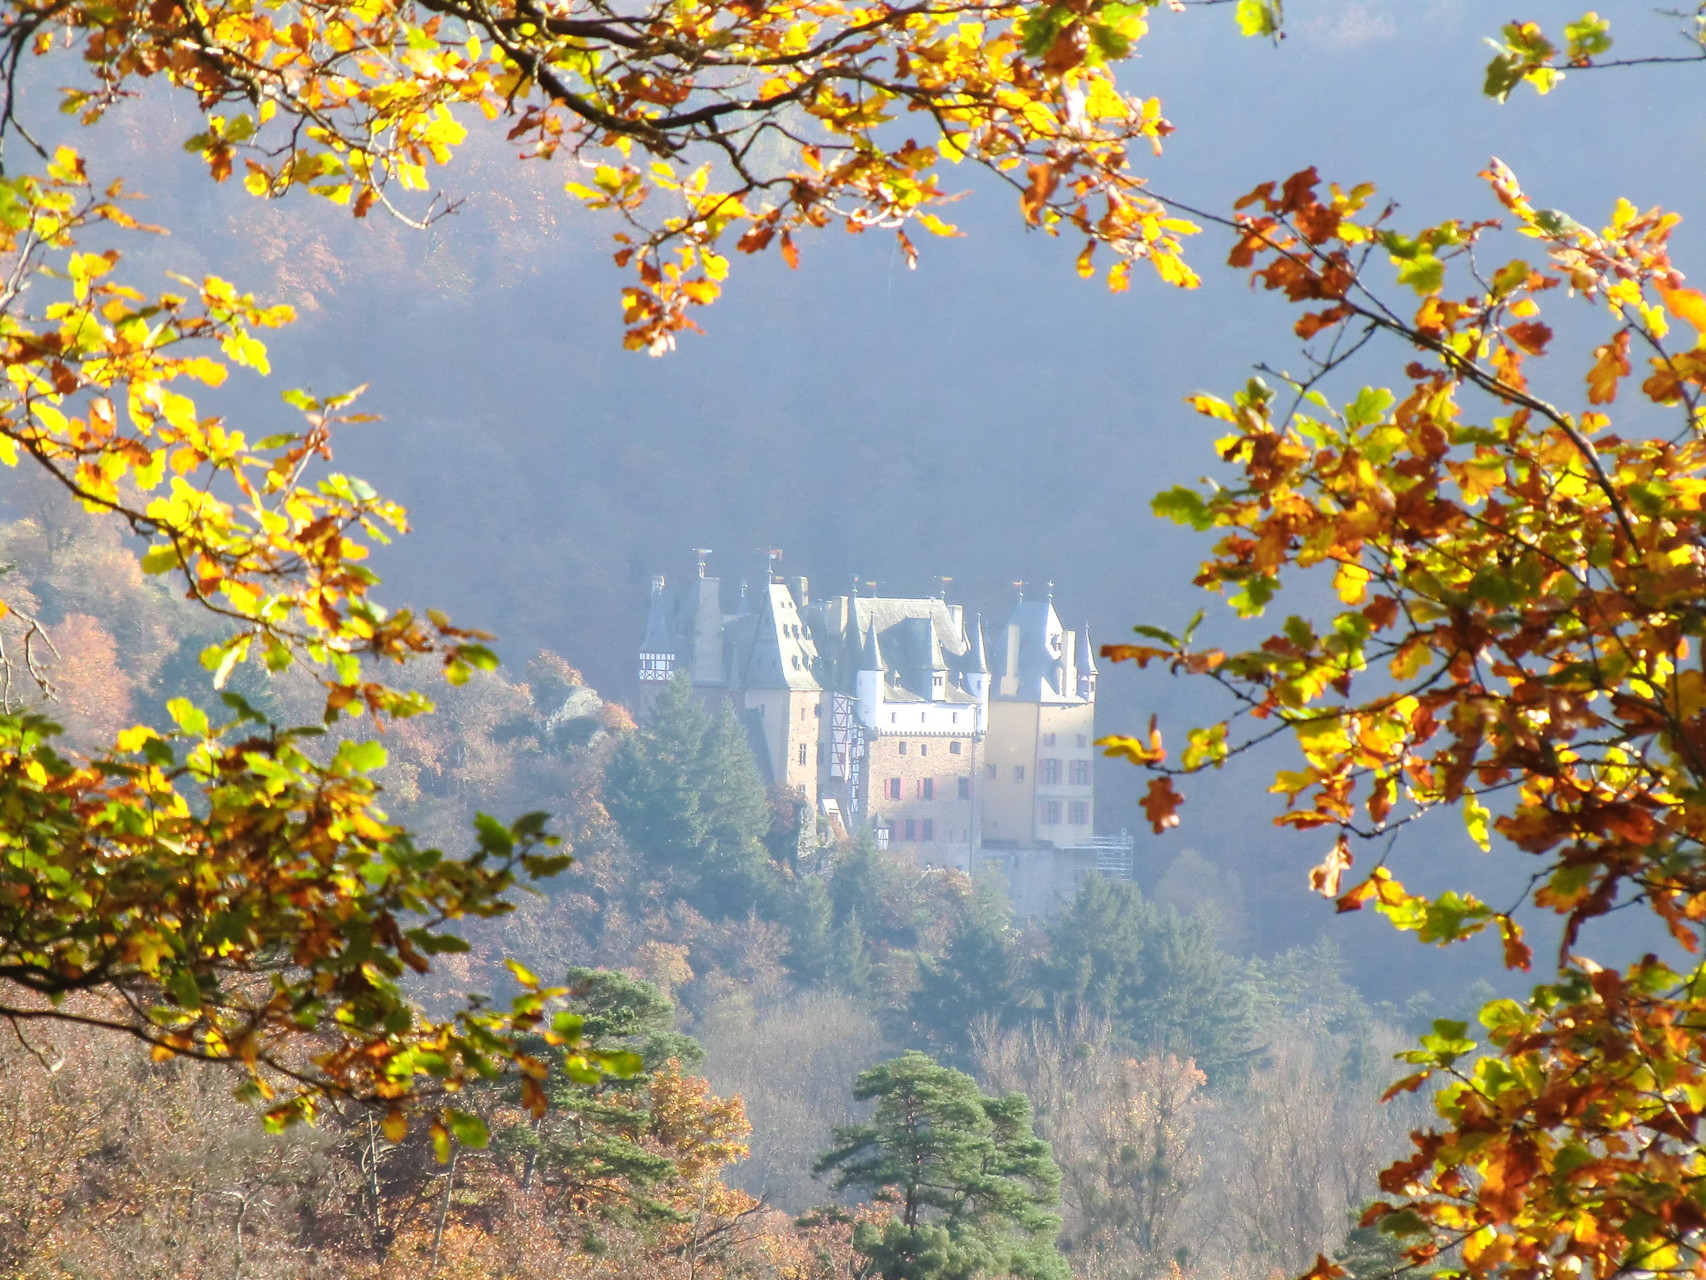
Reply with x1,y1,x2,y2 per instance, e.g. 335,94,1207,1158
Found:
9,0,1695,996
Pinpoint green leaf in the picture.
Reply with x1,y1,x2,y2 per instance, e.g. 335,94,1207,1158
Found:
140,544,181,575
458,644,501,672
166,698,210,738
1152,486,1214,530
166,968,202,1010
340,739,388,773
219,691,266,723
1563,12,1612,59
1464,792,1492,851
474,812,514,857
603,1050,645,1078
1483,52,1526,101
446,1109,489,1149
211,642,244,690
1346,386,1395,429
1396,254,1444,294
1234,0,1281,38
1378,1208,1430,1238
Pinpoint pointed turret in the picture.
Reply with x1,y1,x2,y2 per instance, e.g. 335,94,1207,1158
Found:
861,618,884,672
965,614,991,726
914,614,948,700
640,576,675,653
1078,624,1098,701
637,575,678,697
855,619,885,727
967,615,989,675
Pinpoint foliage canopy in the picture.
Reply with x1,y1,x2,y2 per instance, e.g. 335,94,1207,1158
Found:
1104,10,1706,1277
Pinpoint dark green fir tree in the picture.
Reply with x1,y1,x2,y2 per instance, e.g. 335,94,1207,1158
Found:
907,877,1023,1059
1038,876,1256,1082
815,1050,1069,1280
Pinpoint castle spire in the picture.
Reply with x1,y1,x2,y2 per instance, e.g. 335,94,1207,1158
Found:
968,615,989,674
860,618,884,673
1078,622,1099,701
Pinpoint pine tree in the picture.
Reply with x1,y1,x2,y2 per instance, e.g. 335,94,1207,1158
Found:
829,836,917,949
1038,877,1255,1083
693,701,778,911
1336,1216,1435,1280
814,1051,1069,1280
604,676,714,879
566,966,703,1071
603,676,779,916
907,878,1022,1059
498,968,706,1222
828,908,876,998
785,878,837,986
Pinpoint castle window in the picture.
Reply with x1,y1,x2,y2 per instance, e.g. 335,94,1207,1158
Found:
1070,759,1090,785
798,743,808,766
1041,800,1062,825
958,777,971,799
904,818,917,841
949,741,962,755
986,764,998,780
1042,732,1057,746
898,741,907,755
888,777,903,800
891,713,897,724
920,744,928,757
917,778,934,800
1041,759,1061,785
1013,765,1026,782
953,713,960,724
1070,800,1089,824
922,819,935,842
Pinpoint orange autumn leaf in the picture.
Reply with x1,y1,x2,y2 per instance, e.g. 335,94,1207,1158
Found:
1141,776,1184,833
1587,329,1630,403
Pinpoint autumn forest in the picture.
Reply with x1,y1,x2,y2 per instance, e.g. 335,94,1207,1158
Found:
1,4,1705,1280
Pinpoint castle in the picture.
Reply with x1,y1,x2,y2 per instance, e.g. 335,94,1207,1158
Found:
637,555,1131,898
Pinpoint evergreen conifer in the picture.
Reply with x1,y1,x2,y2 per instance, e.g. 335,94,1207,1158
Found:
815,1050,1069,1280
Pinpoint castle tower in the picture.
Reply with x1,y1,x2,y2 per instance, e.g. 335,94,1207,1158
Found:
739,580,822,801
637,574,679,711
965,615,990,728
1078,625,1098,702
855,620,885,729
981,594,1096,848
